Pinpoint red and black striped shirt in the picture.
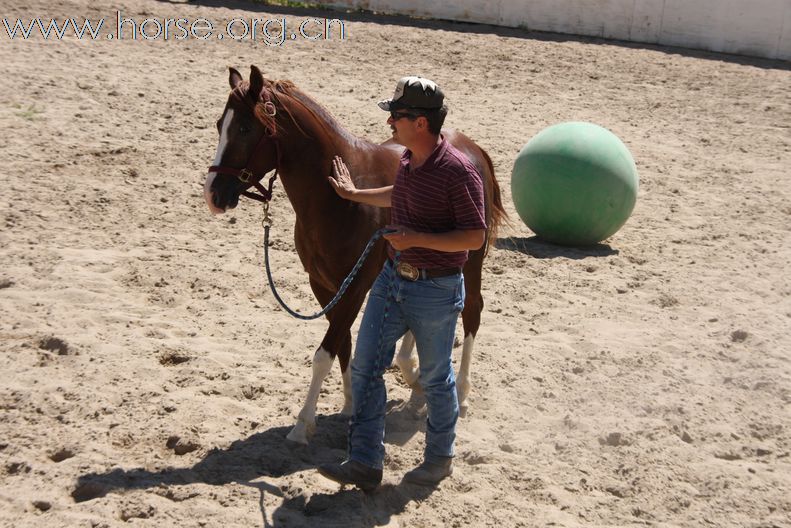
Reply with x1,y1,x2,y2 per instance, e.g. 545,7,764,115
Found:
388,136,487,268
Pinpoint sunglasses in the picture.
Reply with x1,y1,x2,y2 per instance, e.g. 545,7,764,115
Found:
389,110,423,121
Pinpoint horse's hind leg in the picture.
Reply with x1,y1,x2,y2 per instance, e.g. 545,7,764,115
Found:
458,308,480,418
456,330,476,418
396,278,481,413
459,256,484,418
394,331,419,387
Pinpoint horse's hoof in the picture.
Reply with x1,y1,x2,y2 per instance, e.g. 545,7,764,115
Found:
286,421,313,445
456,383,470,416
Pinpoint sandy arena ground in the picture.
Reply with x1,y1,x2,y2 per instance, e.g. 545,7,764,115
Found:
1,0,790,526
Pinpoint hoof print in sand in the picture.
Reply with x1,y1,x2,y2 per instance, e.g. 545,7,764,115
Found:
600,432,632,447
120,501,156,521
49,447,76,463
38,336,74,356
159,350,191,366
166,435,200,455
6,461,31,475
32,500,52,511
71,481,108,503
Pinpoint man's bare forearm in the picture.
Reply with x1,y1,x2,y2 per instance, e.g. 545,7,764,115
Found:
385,228,486,252
414,229,485,252
348,186,393,208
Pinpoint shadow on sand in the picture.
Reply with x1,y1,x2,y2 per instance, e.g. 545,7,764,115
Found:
496,235,619,259
73,393,432,527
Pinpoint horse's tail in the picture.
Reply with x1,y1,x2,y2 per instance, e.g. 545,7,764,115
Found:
481,147,508,253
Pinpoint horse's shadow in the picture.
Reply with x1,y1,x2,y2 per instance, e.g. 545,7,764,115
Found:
72,417,347,503
73,396,430,527
496,235,619,259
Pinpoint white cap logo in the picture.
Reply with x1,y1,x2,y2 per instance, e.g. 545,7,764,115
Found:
392,76,438,102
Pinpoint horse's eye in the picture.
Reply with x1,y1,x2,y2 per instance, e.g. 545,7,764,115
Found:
240,125,250,135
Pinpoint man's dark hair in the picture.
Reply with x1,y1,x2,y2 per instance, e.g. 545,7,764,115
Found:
421,105,447,135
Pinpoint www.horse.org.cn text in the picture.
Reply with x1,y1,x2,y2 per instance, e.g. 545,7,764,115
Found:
2,11,347,45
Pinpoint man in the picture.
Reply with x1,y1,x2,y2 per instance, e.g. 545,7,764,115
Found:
318,76,486,491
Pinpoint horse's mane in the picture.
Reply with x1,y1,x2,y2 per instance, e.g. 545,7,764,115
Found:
235,77,505,251
248,79,359,147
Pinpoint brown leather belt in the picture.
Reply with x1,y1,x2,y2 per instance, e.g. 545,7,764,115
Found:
390,259,462,281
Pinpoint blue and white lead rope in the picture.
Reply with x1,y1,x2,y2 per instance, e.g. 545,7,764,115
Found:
263,223,402,465
263,226,398,320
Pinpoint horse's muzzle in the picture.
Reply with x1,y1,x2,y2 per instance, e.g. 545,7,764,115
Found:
204,172,227,215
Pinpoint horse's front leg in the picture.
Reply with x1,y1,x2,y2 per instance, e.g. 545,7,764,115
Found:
286,278,361,444
286,346,335,444
340,355,353,416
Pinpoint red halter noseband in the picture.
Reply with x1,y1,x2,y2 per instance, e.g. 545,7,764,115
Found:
208,87,279,203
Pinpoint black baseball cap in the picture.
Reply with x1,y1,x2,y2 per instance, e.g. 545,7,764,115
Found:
378,76,445,111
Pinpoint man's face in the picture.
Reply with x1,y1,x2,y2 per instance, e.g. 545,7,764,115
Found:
387,110,423,146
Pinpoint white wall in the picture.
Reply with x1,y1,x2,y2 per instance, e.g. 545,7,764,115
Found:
328,0,791,61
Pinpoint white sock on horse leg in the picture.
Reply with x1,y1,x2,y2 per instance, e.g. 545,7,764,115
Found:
394,331,419,386
456,334,474,418
287,347,333,444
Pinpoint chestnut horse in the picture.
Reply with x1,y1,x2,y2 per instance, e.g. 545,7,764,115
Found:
204,66,505,444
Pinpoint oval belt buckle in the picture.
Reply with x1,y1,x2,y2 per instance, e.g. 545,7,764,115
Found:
397,262,419,281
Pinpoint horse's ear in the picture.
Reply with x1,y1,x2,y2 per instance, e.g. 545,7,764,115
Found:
229,67,243,89
249,65,264,99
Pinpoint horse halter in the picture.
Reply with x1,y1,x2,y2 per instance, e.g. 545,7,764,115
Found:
208,88,280,204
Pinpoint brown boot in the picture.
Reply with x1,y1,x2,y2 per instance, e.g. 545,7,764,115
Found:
403,457,453,486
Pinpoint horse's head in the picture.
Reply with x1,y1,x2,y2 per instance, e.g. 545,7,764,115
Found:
204,66,279,214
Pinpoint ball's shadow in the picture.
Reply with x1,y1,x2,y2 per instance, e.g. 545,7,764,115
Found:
495,235,619,259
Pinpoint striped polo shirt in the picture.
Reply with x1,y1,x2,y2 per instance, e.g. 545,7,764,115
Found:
388,136,487,269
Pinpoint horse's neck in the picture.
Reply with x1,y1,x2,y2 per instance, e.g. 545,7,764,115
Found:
276,103,354,212
274,89,399,222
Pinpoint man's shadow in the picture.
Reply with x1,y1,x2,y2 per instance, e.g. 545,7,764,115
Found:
271,482,436,527
73,393,432,527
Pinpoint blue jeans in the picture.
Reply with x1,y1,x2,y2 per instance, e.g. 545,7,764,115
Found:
348,260,465,470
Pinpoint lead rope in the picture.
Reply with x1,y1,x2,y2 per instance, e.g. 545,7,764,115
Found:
346,250,400,466
261,202,397,320
260,202,401,467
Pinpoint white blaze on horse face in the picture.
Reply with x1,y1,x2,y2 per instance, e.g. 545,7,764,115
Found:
204,108,235,215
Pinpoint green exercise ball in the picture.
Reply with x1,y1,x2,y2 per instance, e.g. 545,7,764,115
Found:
511,122,638,246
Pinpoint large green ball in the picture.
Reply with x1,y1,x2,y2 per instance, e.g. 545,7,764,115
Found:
511,122,638,246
